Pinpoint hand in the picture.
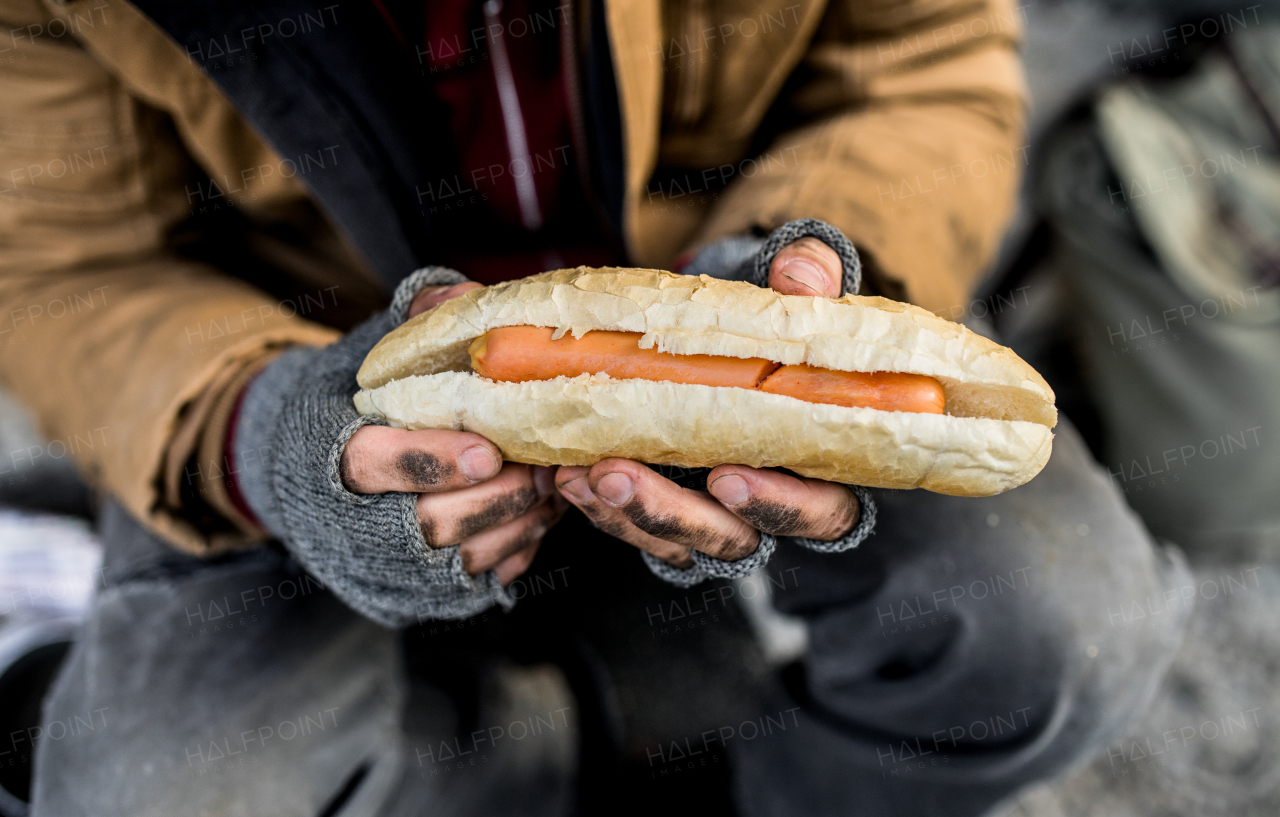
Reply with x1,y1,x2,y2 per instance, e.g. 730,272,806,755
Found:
341,428,565,585
341,279,564,586
556,235,862,569
233,267,565,626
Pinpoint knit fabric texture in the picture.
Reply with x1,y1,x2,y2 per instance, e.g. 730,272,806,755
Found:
234,267,513,627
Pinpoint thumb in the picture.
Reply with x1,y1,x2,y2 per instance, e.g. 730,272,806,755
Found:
408,282,483,318
767,238,842,298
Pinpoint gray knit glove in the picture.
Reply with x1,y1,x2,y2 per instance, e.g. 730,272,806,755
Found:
680,217,863,295
644,219,877,587
233,268,514,627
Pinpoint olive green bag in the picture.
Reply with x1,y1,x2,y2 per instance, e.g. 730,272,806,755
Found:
1038,25,1280,554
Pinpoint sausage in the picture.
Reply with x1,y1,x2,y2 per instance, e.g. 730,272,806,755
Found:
469,326,945,414
759,365,945,415
470,326,778,389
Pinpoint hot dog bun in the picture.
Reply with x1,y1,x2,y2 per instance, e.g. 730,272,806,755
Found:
354,267,1057,496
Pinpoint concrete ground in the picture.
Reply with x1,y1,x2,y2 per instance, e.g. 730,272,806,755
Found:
993,551,1280,817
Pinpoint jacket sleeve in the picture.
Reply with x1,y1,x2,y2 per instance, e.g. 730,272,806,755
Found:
694,0,1028,315
0,0,340,553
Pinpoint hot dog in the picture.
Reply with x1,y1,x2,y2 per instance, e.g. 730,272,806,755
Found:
469,326,778,391
355,267,1058,496
759,364,946,415
468,326,946,415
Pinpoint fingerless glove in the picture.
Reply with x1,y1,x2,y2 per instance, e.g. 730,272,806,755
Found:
641,219,879,587
233,268,513,627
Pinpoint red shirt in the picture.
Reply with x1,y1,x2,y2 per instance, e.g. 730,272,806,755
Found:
374,0,617,283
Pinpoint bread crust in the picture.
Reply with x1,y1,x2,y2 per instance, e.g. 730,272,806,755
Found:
354,268,1057,495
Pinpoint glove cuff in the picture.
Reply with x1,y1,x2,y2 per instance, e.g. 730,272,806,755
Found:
681,220,862,296
640,551,708,588
748,219,862,296
640,534,778,586
790,486,877,554
640,488,876,586
690,533,778,579
390,266,471,322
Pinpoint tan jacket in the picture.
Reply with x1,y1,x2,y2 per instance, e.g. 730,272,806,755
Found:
0,0,1026,553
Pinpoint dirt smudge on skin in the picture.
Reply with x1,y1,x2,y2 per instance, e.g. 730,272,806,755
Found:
397,450,453,489
736,486,860,540
621,504,755,561
339,454,361,493
735,500,804,535
574,497,695,568
453,486,540,543
459,507,548,575
418,513,439,548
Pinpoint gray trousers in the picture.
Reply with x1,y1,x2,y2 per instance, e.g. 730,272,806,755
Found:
30,422,1190,817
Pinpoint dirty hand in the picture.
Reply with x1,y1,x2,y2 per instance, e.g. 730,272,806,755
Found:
556,222,873,583
233,270,565,627
341,282,566,587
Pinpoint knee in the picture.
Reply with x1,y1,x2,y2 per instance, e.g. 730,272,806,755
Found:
794,426,1191,768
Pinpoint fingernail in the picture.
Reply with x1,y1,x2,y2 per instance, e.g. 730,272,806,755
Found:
533,465,556,499
558,477,593,504
709,474,750,506
459,446,500,481
780,258,829,295
413,285,452,305
595,472,633,505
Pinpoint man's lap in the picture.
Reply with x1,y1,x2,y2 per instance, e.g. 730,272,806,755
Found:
735,422,1192,816
30,421,1188,817
30,503,407,816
